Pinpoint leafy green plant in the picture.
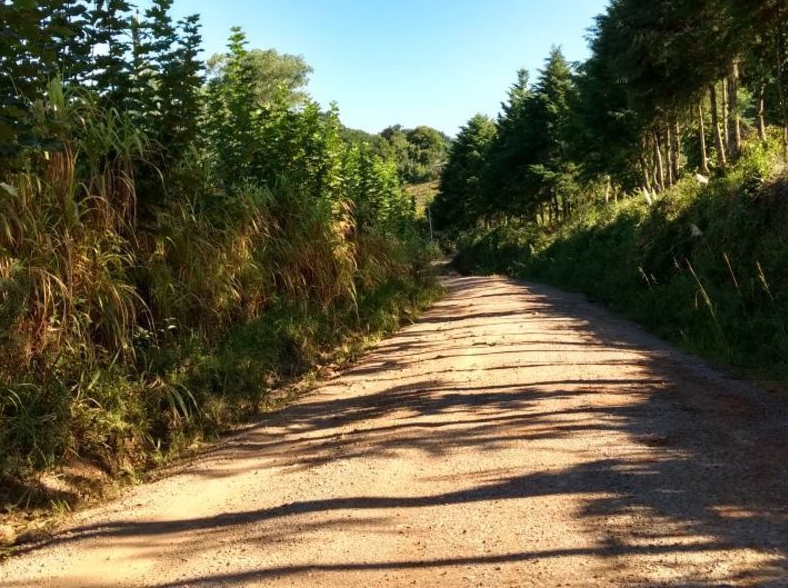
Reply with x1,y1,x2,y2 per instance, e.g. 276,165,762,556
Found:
0,14,438,493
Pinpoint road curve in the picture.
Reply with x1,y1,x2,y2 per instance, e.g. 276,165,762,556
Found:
2,275,788,587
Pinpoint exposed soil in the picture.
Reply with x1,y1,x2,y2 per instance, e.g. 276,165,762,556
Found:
2,275,788,587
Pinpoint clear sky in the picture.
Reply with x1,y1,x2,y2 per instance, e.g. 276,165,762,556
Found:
162,0,610,136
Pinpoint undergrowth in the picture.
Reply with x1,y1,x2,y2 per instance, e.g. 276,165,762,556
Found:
454,140,788,382
0,84,441,506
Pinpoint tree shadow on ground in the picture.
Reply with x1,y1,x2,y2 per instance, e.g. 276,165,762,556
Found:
9,276,788,586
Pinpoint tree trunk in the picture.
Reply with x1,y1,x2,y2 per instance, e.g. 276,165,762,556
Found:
758,81,767,143
784,128,788,161
671,116,682,181
721,79,730,154
639,153,652,195
653,130,665,191
666,124,675,187
778,26,788,160
727,59,742,159
698,100,710,175
709,84,727,169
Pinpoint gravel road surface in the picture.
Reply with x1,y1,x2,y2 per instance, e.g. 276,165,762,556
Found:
3,275,788,587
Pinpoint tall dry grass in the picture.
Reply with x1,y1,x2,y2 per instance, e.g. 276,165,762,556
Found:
0,85,435,483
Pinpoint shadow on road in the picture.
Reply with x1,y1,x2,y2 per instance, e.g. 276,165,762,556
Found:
9,276,788,587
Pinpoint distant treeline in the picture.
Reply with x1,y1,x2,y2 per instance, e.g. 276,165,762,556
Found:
344,124,451,185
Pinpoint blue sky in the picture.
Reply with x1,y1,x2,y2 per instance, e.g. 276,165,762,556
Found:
163,0,609,136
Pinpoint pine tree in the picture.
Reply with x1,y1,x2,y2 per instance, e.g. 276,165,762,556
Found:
482,69,534,217
526,48,578,221
432,114,497,231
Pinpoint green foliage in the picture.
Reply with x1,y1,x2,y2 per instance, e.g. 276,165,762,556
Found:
90,0,134,104
0,1,93,162
454,145,788,381
431,114,497,232
378,124,450,184
436,49,580,230
207,47,312,110
436,0,788,239
0,10,436,489
441,2,788,392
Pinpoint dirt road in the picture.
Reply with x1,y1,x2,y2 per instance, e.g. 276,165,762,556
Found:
3,275,788,587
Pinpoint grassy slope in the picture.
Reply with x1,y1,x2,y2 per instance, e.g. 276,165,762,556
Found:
0,268,442,541
454,143,788,383
0,102,443,498
406,180,440,217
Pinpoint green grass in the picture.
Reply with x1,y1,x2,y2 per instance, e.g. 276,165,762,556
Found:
0,269,441,526
155,270,442,452
453,140,788,383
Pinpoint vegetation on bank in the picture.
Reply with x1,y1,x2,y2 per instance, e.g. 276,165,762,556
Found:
0,1,439,491
435,0,788,382
454,143,788,381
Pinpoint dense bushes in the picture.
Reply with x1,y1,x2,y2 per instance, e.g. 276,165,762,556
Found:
0,4,437,484
453,142,788,381
437,0,788,385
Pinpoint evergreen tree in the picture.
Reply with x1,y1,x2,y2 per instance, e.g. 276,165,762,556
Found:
525,48,578,220
482,69,533,217
432,114,497,231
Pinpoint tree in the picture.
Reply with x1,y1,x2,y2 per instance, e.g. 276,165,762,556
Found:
524,48,578,220
432,114,497,231
376,124,449,184
481,68,534,216
90,0,133,104
0,0,91,161
205,27,259,186
164,13,203,157
478,50,578,223
207,48,312,110
405,126,449,182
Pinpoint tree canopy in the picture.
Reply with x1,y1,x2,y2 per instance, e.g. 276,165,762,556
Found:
207,47,313,109
434,0,788,232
